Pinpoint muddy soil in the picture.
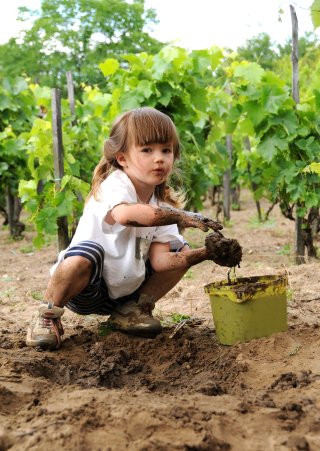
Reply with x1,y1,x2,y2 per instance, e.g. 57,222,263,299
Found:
1,191,320,450
205,232,242,267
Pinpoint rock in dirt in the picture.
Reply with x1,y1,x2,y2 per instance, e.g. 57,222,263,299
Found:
0,428,14,451
205,232,242,267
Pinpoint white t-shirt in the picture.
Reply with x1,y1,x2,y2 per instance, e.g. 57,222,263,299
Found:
51,169,184,299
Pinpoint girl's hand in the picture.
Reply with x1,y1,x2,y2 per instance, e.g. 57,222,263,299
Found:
179,211,223,232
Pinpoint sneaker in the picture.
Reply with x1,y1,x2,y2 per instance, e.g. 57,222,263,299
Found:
26,303,65,350
106,294,162,338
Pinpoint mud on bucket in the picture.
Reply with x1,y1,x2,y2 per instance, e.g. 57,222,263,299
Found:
204,274,288,345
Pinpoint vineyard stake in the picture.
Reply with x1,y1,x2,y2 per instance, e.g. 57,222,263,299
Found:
51,88,69,251
290,4,305,264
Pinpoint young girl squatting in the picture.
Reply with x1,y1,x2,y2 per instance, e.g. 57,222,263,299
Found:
26,107,227,351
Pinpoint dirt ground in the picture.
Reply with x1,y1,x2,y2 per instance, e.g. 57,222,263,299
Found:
1,191,320,451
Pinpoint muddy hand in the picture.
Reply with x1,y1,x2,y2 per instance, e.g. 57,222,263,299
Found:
180,211,223,232
205,232,242,267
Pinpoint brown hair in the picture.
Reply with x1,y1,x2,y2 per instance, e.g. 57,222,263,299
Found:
88,107,185,207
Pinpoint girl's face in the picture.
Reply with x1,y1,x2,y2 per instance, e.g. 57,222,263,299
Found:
116,142,174,194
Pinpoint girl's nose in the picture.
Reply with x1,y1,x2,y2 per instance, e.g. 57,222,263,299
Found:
154,152,164,162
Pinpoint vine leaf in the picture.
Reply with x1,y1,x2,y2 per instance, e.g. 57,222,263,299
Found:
311,0,320,29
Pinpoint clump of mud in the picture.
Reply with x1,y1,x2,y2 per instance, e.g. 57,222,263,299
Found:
205,232,242,267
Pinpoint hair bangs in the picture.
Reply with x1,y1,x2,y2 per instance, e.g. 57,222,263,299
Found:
128,108,180,158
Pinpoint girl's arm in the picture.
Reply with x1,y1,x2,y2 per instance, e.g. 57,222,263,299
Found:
107,203,222,232
150,234,243,271
148,242,210,272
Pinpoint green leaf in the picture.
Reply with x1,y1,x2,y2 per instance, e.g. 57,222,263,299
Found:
61,175,72,190
304,162,320,174
119,92,141,110
99,58,120,77
136,80,153,99
233,61,265,84
311,0,320,29
244,101,267,126
157,83,173,107
258,81,289,114
257,135,288,162
18,179,37,202
12,78,28,95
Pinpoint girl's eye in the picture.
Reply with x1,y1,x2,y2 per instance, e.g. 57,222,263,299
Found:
163,148,173,154
141,147,152,153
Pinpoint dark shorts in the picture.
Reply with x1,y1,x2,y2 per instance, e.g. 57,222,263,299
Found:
63,241,153,315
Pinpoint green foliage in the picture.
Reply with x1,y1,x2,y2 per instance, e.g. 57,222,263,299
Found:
100,45,224,209
221,60,320,221
304,162,320,174
0,76,36,199
1,40,320,251
236,33,279,70
311,0,320,29
169,313,190,324
0,0,163,88
18,84,113,246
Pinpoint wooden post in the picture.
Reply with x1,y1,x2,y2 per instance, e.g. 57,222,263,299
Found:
66,71,77,126
223,135,232,221
244,136,262,221
51,88,69,251
6,186,14,237
290,4,305,264
223,85,232,222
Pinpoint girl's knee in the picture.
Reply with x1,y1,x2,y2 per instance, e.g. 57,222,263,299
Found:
63,255,93,274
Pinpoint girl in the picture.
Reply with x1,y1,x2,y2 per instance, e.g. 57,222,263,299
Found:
26,107,224,350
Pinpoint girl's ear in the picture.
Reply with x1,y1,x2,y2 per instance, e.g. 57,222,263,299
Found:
116,152,127,168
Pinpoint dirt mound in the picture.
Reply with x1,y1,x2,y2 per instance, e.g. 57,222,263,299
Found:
2,324,245,395
1,194,320,450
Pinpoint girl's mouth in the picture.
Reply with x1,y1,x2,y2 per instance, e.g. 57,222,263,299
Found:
153,169,166,176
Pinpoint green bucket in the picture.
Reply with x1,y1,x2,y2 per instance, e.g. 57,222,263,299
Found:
204,274,288,345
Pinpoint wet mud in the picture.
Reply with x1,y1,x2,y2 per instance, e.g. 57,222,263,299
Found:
205,232,242,268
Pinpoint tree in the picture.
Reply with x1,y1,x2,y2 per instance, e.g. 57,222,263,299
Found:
236,33,279,70
0,0,163,88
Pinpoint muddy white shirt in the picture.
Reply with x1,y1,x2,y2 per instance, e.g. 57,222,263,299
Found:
51,169,184,299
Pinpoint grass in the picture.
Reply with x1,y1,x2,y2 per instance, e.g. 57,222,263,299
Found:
247,216,276,229
31,291,43,301
183,269,194,279
276,244,291,256
20,244,35,254
168,313,190,323
183,227,206,248
0,289,15,301
160,312,191,328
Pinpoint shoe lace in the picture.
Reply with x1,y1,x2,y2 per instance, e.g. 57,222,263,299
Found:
40,317,53,329
40,316,64,348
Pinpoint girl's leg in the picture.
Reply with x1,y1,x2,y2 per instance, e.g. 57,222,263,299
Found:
27,241,105,351
138,266,187,301
139,244,189,300
45,256,92,307
26,256,92,351
106,247,189,338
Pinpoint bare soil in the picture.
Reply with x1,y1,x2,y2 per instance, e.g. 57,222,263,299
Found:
1,192,320,451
